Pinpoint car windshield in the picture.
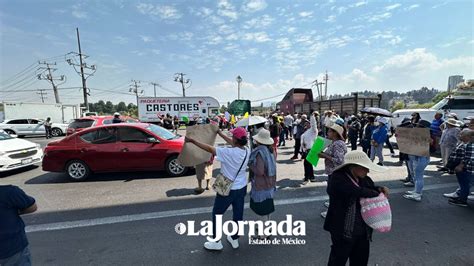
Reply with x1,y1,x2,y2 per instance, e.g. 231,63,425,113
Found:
0,131,13,140
69,119,94,129
431,98,448,110
146,124,177,140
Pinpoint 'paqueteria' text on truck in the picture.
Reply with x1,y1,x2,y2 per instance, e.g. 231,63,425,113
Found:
138,97,220,122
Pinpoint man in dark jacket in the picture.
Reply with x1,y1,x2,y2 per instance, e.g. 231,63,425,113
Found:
291,114,307,160
324,151,389,266
0,185,37,265
348,116,361,150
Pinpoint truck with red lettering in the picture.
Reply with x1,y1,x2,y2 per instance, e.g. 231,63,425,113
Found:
137,96,220,123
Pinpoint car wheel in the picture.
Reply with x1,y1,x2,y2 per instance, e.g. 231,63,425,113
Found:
165,155,187,177
51,128,63,137
66,160,90,181
4,129,16,136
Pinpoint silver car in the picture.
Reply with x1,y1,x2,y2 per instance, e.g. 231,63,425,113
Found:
0,119,67,137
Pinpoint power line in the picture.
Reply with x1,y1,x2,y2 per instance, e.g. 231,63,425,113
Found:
250,92,287,102
0,63,38,86
0,54,69,86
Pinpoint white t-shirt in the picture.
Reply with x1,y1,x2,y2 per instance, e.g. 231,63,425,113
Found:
216,147,249,190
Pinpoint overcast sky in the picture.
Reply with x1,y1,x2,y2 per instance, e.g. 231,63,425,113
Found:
1,0,472,106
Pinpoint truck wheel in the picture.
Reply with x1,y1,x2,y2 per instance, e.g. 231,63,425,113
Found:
51,128,63,137
66,160,90,181
165,155,187,177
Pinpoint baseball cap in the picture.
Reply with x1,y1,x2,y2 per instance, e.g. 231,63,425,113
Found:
230,127,247,139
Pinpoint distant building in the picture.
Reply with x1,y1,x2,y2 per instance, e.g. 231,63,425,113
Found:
448,75,464,91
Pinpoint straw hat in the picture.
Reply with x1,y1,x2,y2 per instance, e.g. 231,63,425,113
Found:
334,151,387,172
328,123,345,139
253,128,274,145
446,118,460,127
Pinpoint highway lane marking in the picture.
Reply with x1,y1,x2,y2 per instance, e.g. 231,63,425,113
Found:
26,182,457,233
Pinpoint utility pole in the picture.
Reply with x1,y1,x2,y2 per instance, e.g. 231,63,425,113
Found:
37,61,65,103
324,70,329,100
129,80,143,107
174,73,190,97
66,28,96,112
36,89,48,103
150,82,158,97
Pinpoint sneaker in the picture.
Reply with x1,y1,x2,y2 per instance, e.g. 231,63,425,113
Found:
468,195,474,201
405,190,416,195
227,235,239,249
448,198,468,207
443,191,459,199
309,177,317,182
290,156,298,160
403,181,415,187
403,193,422,202
377,162,384,166
204,240,223,251
302,180,309,185
320,211,327,218
324,201,330,208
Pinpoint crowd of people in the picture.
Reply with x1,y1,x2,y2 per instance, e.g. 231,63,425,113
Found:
183,108,473,265
3,109,472,266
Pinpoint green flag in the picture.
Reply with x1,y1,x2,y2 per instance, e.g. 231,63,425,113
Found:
305,137,328,166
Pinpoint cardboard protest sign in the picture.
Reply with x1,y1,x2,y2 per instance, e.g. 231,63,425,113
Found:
395,127,431,157
306,137,331,166
178,124,219,167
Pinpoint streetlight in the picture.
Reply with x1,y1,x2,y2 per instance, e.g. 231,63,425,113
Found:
236,75,242,100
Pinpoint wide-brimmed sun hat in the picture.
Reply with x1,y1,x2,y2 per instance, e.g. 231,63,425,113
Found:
253,128,274,145
328,123,345,139
446,118,460,127
334,151,387,172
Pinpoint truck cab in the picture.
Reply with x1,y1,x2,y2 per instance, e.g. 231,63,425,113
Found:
392,95,474,126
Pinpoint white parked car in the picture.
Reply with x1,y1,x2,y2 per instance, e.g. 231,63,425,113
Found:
0,130,43,172
0,119,68,137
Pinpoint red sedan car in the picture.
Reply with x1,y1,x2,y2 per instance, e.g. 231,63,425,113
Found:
43,123,188,181
66,115,139,135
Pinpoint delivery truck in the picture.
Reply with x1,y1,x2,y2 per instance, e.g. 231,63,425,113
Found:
137,96,220,123
0,102,81,124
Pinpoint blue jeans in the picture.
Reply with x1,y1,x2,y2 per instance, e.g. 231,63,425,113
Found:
456,170,473,201
0,246,31,266
370,143,383,163
408,155,430,194
279,129,286,146
212,186,247,240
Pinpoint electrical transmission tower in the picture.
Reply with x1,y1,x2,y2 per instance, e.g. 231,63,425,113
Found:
36,89,48,103
174,73,191,97
66,28,96,111
37,61,66,103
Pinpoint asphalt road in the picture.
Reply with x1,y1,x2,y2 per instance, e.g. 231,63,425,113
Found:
1,134,473,265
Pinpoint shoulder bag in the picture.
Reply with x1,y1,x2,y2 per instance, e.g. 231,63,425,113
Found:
213,149,248,196
347,174,392,233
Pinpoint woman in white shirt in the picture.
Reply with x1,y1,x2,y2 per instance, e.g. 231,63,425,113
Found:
301,112,319,184
185,127,249,251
